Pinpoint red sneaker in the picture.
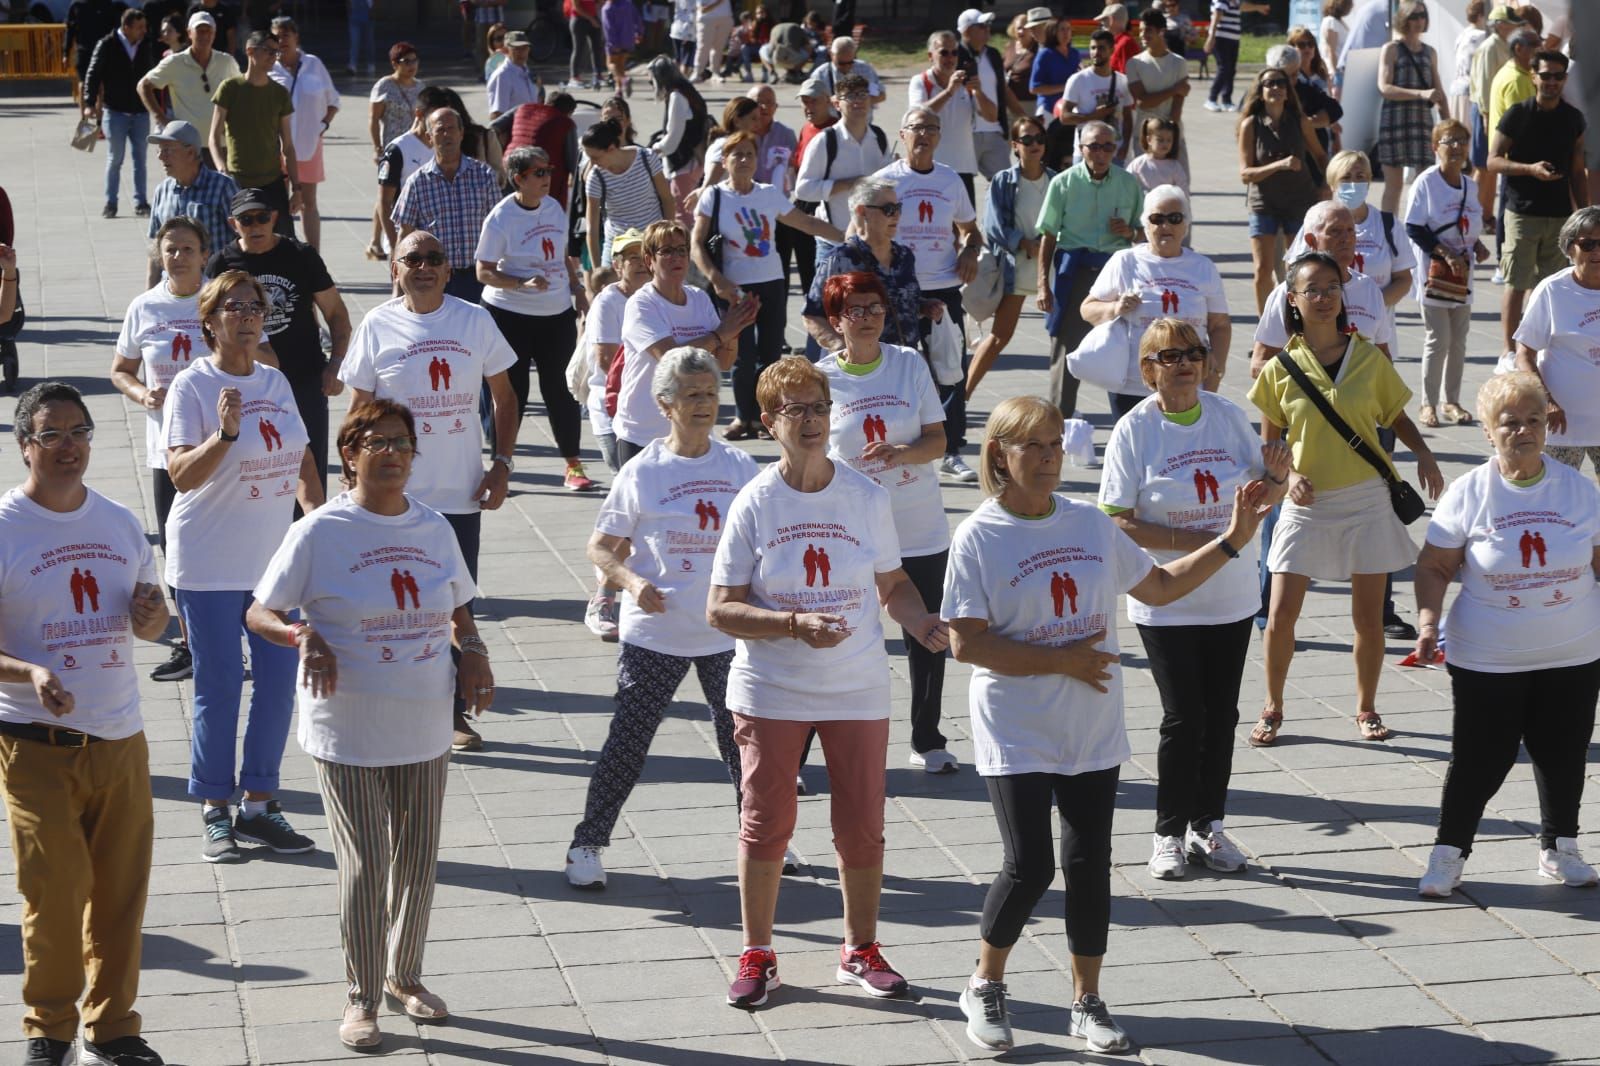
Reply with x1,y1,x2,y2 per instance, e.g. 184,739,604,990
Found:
727,947,780,1009
836,941,909,998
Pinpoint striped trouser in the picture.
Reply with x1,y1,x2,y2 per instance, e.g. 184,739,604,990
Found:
313,752,450,1012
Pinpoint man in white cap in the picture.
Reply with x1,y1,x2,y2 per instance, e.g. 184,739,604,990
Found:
487,30,540,121
957,7,1029,179
137,11,241,164
144,120,239,285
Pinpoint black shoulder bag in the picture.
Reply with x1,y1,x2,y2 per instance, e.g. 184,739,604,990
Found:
1274,349,1427,525
704,185,725,271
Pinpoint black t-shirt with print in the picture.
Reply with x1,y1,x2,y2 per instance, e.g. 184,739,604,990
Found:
208,237,335,385
1498,98,1587,218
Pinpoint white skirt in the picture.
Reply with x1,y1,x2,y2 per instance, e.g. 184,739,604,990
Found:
1267,476,1417,581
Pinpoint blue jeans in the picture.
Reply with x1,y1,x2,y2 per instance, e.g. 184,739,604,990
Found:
103,109,149,209
176,588,298,801
348,13,375,70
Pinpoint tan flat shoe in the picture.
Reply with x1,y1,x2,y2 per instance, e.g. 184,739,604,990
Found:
1418,404,1440,428
340,1004,382,1051
385,982,449,1022
1441,402,1472,425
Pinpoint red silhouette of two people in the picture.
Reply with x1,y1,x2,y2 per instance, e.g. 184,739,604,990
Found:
1193,468,1220,503
428,356,453,392
917,200,934,223
69,566,101,614
862,413,888,443
258,418,284,451
803,543,831,587
1159,289,1180,313
1050,570,1078,618
170,332,192,360
1352,252,1365,273
541,237,556,260
694,498,722,530
1520,529,1548,568
389,567,421,609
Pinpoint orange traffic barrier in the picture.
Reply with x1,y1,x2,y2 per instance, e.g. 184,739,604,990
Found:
0,23,74,82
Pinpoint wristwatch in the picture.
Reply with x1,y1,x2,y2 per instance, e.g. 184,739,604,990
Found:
492,453,515,472
218,427,240,442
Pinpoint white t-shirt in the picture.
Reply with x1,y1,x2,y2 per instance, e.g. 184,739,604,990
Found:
1254,270,1394,349
1426,459,1600,672
595,438,759,657
616,281,720,446
338,296,519,514
972,45,1002,135
694,181,794,287
1405,165,1483,307
385,131,433,188
0,488,157,740
908,71,979,176
1061,68,1134,162
941,495,1153,777
1088,247,1229,395
475,193,573,317
117,281,202,470
1099,394,1264,626
711,462,902,721
253,493,476,767
1513,269,1600,447
817,345,950,557
871,159,977,291
161,358,308,590
584,282,630,435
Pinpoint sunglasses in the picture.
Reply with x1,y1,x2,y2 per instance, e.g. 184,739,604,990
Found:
935,47,958,56
1147,211,1185,226
397,251,447,267
1537,71,1568,81
234,211,273,226
1146,345,1208,366
526,167,554,178
1082,141,1116,152
220,299,266,317
1574,238,1600,252
396,54,420,64
1013,133,1044,147
864,202,902,217
1261,78,1290,89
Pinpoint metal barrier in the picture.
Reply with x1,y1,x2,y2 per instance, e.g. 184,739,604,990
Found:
0,23,73,82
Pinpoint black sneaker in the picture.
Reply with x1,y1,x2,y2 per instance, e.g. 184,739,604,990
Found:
234,801,315,854
79,1034,165,1065
22,1038,72,1066
201,805,242,863
133,204,151,218
149,643,192,682
101,203,116,219
1383,615,1418,640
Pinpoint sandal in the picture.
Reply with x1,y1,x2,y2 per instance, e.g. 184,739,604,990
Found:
1248,712,1282,747
1418,405,1440,428
1441,402,1472,425
1357,712,1391,742
722,420,752,441
363,242,387,261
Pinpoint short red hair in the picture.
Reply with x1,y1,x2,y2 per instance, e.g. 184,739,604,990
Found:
821,271,890,320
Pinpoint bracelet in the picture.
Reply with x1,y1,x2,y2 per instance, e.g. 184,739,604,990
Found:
1265,471,1286,485
460,635,490,659
787,611,798,639
1419,622,1439,632
1216,538,1240,560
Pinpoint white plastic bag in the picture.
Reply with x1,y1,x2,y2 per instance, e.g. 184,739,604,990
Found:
566,338,590,405
1066,317,1137,392
925,309,965,386
961,247,1004,325
1062,417,1095,468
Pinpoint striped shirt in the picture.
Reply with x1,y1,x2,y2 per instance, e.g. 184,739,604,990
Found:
1210,0,1241,41
147,166,240,258
392,156,502,269
584,147,666,252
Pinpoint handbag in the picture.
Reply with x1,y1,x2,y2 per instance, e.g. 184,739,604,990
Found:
1066,316,1137,392
704,185,725,270
961,246,1004,325
1274,350,1427,524
1422,185,1472,305
71,118,98,153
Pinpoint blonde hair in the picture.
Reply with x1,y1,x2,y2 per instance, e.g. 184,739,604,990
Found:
1477,370,1548,428
979,396,1062,497
197,270,267,349
1324,149,1371,185
756,354,831,414
1138,318,1208,390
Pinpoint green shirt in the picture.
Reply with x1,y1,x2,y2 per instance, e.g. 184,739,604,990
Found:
213,76,293,188
1035,163,1143,255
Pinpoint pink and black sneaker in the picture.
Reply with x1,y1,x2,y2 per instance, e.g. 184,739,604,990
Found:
727,947,780,1009
836,941,909,998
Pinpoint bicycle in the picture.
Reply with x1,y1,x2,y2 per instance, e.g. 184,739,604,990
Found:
526,0,570,64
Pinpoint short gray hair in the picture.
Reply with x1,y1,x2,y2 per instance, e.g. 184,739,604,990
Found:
1303,199,1353,235
848,177,898,214
830,35,856,57
1560,207,1600,257
1077,119,1115,145
1265,43,1299,69
652,347,721,404
506,146,551,180
902,105,940,129
1142,184,1189,216
1510,28,1539,49
927,29,957,51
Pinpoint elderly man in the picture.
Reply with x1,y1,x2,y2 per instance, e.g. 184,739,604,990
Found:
1098,2,1139,72
872,107,982,480
0,381,171,1066
794,73,891,235
1489,29,1539,134
138,12,240,167
958,8,1028,180
1035,118,1143,420
802,37,886,107
208,30,299,240
339,230,518,752
208,187,351,497
393,107,503,302
83,7,158,220
487,30,539,121
762,20,813,83
909,30,992,202
144,121,238,285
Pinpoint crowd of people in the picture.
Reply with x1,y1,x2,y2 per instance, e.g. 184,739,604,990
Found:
2,1,1600,1063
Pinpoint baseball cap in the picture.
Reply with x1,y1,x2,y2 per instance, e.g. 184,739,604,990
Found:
147,120,201,150
1023,6,1053,27
230,188,274,216
611,228,646,257
504,30,530,47
1487,4,1525,24
1096,3,1128,23
957,8,994,31
797,78,831,100
187,10,215,30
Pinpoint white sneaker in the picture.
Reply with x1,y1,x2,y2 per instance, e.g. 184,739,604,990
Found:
909,748,959,774
795,773,808,796
960,978,1014,1051
584,589,619,642
1491,268,1507,285
1539,838,1599,887
939,454,980,482
1187,820,1247,872
782,845,802,874
1149,834,1187,880
565,845,606,888
1203,99,1223,112
1418,843,1465,897
1069,992,1130,1053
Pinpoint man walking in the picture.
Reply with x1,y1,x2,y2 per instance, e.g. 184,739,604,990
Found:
486,30,540,121
393,107,503,302
144,121,238,285
83,7,158,220
208,30,299,240
958,8,1027,180
138,11,241,164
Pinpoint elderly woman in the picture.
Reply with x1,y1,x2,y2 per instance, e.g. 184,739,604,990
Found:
367,43,424,258
969,116,1056,399
818,272,953,771
709,355,948,1010
583,118,675,273
1082,184,1231,417
1100,319,1290,881
804,178,933,357
1238,67,1325,311
476,146,593,492
269,17,340,250
566,348,759,888
247,399,486,1050
1513,207,1600,479
163,269,324,863
1376,1,1446,216
1407,119,1490,426
111,216,208,683
945,395,1265,1055
1246,252,1443,748
1413,371,1600,898
693,130,841,439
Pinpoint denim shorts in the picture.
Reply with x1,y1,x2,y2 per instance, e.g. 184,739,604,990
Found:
1248,211,1298,238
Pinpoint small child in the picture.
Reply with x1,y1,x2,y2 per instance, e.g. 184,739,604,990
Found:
729,12,756,81
1127,117,1188,194
577,264,622,473
601,0,643,97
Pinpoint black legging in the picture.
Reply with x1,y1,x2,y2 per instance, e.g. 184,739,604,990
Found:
486,304,582,458
1208,35,1240,106
288,375,329,500
569,15,605,82
1435,658,1600,856
725,277,787,426
901,550,949,754
981,766,1118,957
778,210,818,300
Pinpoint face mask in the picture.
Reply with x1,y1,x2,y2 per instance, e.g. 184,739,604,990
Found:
1335,182,1369,209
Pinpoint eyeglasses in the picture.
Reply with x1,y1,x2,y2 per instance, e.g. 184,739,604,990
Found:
839,303,887,321
357,434,418,454
773,401,832,420
1081,141,1116,152
864,202,902,217
220,299,266,316
839,90,870,102
1003,438,1064,454
396,53,419,64
1537,71,1568,81
1574,238,1600,252
1292,285,1342,302
904,123,941,134
397,251,447,267
1147,211,1185,226
28,426,93,449
1013,133,1044,147
1437,136,1469,147
1145,345,1208,365
234,211,274,226
652,245,691,258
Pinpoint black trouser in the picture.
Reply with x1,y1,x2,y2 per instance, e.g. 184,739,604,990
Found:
616,436,646,466
485,303,583,457
1140,618,1253,838
722,277,787,425
288,373,330,500
901,550,949,754
1047,257,1102,420
446,269,481,303
1436,658,1600,856
781,205,819,300
152,467,178,555
443,510,482,721
980,766,1118,957
920,285,968,455
1208,35,1239,105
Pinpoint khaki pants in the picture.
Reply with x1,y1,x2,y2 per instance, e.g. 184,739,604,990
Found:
0,731,152,1043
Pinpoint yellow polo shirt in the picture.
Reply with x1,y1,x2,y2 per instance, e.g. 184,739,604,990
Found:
1489,62,1535,136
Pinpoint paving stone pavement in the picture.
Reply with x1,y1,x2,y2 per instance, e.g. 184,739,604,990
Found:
2,53,1600,1066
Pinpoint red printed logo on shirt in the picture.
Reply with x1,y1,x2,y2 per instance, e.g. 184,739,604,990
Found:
61,654,77,670
258,418,284,451
1161,289,1180,313
1519,529,1548,568
862,413,887,443
694,499,722,530
1193,469,1220,504
428,356,453,392
69,566,102,614
1051,570,1079,617
802,544,832,587
170,332,193,361
542,237,556,260
917,200,934,223
390,568,422,609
